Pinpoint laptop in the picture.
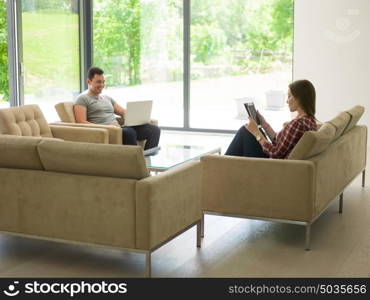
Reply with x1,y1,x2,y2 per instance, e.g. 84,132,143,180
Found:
123,100,153,126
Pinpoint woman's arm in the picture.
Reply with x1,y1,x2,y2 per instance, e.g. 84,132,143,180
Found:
257,111,277,140
245,117,269,147
262,119,307,159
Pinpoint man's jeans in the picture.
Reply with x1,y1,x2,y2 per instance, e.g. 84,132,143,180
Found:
122,123,161,150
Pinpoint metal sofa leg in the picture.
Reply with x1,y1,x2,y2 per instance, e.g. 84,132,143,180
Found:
201,213,204,238
196,220,202,248
339,193,343,214
362,170,366,188
145,252,151,278
305,224,311,251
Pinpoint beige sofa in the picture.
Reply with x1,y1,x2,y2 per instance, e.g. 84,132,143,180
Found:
201,106,367,250
53,101,159,147
0,104,110,144
0,136,202,277
53,102,123,144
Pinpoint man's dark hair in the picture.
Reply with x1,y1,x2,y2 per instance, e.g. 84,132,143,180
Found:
87,67,104,80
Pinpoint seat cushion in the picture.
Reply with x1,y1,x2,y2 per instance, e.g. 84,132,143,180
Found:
38,139,149,179
0,105,53,137
0,135,45,170
327,112,351,141
288,123,336,160
343,105,365,134
55,102,76,123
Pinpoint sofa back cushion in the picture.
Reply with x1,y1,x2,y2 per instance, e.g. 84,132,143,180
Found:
343,105,365,134
327,112,351,141
0,105,53,137
37,139,149,179
55,102,76,123
288,122,336,160
0,135,45,170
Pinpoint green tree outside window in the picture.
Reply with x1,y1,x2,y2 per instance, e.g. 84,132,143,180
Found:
0,0,9,102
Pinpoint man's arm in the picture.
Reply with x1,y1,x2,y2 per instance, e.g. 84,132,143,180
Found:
113,103,126,118
74,105,94,124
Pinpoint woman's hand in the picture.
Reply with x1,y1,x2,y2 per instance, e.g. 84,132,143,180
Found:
244,116,260,137
256,110,267,127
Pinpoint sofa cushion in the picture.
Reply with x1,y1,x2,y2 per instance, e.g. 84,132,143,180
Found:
0,105,53,137
288,122,336,160
55,102,76,123
37,139,149,179
343,105,365,134
0,135,45,170
327,112,351,141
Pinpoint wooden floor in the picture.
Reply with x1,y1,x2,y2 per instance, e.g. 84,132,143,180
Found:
0,134,369,278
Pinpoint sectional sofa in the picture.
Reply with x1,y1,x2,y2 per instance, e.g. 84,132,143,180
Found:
0,104,202,278
0,136,202,277
201,106,367,250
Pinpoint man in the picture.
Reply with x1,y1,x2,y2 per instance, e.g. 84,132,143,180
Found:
74,67,160,149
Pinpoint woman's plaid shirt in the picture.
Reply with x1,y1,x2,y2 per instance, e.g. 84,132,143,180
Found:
263,115,317,159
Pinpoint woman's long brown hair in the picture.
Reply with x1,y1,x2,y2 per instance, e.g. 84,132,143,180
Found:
289,79,316,118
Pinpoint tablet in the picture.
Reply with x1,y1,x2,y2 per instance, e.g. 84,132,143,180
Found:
244,102,261,125
244,102,272,142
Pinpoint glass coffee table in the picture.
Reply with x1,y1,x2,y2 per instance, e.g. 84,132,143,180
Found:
145,144,221,172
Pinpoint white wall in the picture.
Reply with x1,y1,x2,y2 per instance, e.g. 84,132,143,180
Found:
294,0,370,141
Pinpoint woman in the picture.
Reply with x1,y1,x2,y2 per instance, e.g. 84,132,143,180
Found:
225,79,317,159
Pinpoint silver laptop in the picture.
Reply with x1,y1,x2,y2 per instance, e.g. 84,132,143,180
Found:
123,100,153,126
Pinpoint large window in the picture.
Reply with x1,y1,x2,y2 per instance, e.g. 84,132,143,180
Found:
0,0,9,108
93,0,292,131
4,0,293,130
22,0,80,121
93,0,184,127
190,0,293,130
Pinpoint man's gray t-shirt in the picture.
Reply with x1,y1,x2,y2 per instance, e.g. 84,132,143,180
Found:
75,92,118,125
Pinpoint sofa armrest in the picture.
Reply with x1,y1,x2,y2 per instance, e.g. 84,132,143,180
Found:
49,122,122,144
135,161,202,250
201,155,316,222
49,125,109,144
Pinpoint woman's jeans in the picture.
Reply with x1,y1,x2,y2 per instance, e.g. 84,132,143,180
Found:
225,126,268,158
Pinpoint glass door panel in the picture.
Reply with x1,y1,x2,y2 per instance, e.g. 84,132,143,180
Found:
190,0,293,131
93,0,184,127
0,0,9,108
21,0,80,122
